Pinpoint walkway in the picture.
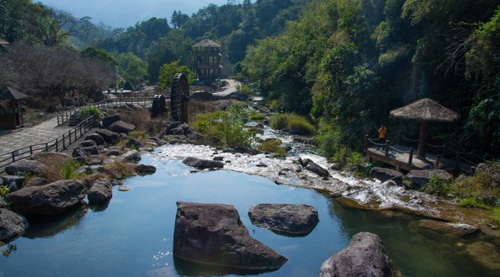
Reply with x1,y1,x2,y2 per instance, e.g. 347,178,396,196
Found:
0,116,73,155
213,79,241,97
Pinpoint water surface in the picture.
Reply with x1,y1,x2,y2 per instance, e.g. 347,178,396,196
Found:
0,155,496,276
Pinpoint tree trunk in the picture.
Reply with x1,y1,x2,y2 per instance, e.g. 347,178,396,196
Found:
417,121,428,159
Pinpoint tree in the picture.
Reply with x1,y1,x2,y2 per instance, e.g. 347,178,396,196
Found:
115,52,148,89
157,61,194,91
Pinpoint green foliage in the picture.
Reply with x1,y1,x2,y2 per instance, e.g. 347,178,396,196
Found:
115,52,148,89
0,186,10,197
421,176,451,197
459,198,490,209
61,159,82,180
192,104,253,148
128,131,149,140
258,139,287,156
492,207,500,224
157,60,195,91
249,111,266,121
80,107,101,120
82,47,117,66
270,113,314,135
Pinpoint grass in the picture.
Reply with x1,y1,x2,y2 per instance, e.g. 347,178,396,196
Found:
249,110,266,121
103,161,136,179
0,186,9,197
493,207,500,224
459,198,490,209
38,155,84,183
270,113,315,135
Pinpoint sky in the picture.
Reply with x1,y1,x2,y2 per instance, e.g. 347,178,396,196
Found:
37,0,230,28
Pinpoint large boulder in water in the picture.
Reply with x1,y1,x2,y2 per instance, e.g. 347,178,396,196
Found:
173,202,287,271
0,208,29,242
182,157,223,169
320,232,397,277
369,167,404,185
87,179,113,204
5,180,87,215
248,204,319,236
5,160,46,177
305,161,330,178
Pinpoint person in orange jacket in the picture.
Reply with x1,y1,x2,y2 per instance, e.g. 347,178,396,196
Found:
377,125,387,150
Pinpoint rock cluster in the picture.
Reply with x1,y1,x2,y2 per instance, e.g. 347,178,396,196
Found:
248,204,319,236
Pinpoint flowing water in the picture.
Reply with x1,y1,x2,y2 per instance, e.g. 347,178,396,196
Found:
0,152,497,277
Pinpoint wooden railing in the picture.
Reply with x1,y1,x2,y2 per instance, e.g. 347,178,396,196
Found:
0,116,96,174
57,97,155,126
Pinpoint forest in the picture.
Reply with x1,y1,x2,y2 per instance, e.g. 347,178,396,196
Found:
1,0,499,158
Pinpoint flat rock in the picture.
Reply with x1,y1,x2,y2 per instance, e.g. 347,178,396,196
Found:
418,220,478,238
96,129,121,145
183,157,223,169
0,208,29,242
5,160,47,177
305,161,330,178
118,150,141,163
5,180,87,215
101,114,121,129
320,232,396,277
88,179,113,204
248,204,319,236
135,164,157,175
126,138,142,149
109,120,136,134
465,241,500,271
369,167,404,185
406,169,453,187
174,202,287,271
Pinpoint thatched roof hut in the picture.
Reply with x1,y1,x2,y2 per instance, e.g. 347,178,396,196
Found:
390,98,458,122
390,98,458,158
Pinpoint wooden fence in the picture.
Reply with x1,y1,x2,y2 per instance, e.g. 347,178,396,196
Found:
0,116,96,174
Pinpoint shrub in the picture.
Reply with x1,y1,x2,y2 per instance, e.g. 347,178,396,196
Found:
459,198,490,209
421,176,451,197
249,111,266,121
449,168,500,206
259,139,287,156
270,113,314,135
492,207,500,224
192,104,253,148
80,106,101,121
0,186,10,197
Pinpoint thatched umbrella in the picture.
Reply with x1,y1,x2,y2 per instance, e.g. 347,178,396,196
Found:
390,98,458,159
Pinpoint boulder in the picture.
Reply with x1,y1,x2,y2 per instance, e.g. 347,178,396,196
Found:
369,167,404,185
174,202,287,271
5,160,46,177
234,146,260,155
1,176,25,188
101,114,121,129
305,161,330,178
72,146,99,164
96,129,121,145
26,177,49,187
0,208,29,242
406,169,453,187
106,149,122,157
180,124,194,135
169,127,185,136
320,232,396,277
85,133,107,146
168,121,182,130
5,180,87,215
118,150,141,163
126,138,142,149
248,204,319,236
109,120,136,134
182,157,223,169
87,179,113,204
31,152,72,164
418,220,478,238
135,164,157,175
79,140,97,148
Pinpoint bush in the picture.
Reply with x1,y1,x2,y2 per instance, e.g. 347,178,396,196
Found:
0,186,10,197
459,198,490,209
270,113,314,135
192,104,253,148
492,207,500,224
249,111,266,121
61,160,82,180
259,139,287,156
421,176,451,197
449,168,500,206
80,106,101,121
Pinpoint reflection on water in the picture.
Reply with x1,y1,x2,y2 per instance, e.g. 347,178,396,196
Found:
0,156,497,276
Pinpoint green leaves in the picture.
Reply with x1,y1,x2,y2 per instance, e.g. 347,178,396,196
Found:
157,61,194,91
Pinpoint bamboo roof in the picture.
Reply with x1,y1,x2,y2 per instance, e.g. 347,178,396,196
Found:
390,98,458,122
193,39,220,48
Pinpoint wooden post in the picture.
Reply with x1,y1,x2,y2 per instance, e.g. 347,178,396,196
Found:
364,134,369,151
385,140,390,157
62,134,66,150
11,151,16,162
56,138,59,152
435,155,441,169
68,130,72,144
57,116,60,126
30,146,33,156
408,147,414,166
417,121,428,159
45,143,49,152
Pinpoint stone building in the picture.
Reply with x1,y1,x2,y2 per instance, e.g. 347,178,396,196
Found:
193,39,222,81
